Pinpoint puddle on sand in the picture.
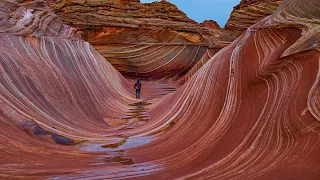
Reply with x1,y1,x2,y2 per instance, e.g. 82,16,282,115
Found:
120,101,152,129
104,156,134,165
80,98,154,166
101,138,127,148
82,136,154,152
82,136,153,166
128,101,152,106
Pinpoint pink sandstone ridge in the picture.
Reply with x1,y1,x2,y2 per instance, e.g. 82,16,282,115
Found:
0,0,319,179
184,0,284,84
46,0,221,79
220,0,282,42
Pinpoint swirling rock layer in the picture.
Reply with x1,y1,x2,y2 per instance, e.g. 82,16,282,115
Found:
220,0,282,41
0,0,81,40
0,1,135,177
46,0,221,79
84,27,210,79
0,0,320,179
50,0,216,36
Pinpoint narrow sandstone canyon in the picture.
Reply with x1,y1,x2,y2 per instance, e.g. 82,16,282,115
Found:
0,0,319,179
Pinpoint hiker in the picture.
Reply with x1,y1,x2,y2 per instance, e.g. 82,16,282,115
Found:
134,80,142,99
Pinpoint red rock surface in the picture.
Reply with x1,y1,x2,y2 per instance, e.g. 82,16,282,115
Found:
0,0,320,179
45,0,221,79
188,0,283,76
50,0,214,36
0,1,135,177
184,0,284,81
0,0,81,40
83,27,210,79
200,20,221,31
220,0,282,41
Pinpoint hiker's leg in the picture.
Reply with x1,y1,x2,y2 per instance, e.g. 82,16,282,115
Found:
136,90,138,99
137,90,140,99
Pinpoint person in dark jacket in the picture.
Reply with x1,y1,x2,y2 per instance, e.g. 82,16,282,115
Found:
134,80,142,99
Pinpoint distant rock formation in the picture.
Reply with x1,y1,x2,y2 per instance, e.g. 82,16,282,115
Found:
179,0,284,82
50,0,217,37
200,20,221,31
220,0,282,42
45,0,221,79
1,0,320,179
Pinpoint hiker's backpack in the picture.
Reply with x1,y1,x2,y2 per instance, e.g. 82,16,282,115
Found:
135,83,140,90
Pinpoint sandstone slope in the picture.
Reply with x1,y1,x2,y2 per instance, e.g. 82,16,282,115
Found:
183,0,284,84
220,0,282,41
0,1,137,177
120,0,320,179
46,0,221,79
0,0,319,179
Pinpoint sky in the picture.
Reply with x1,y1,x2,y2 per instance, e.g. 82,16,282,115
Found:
140,0,241,28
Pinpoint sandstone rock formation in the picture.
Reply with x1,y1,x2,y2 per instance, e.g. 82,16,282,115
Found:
45,0,221,79
179,0,285,84
50,0,216,37
83,28,210,79
0,1,135,177
220,0,282,41
0,0,81,40
175,0,284,81
123,1,320,179
0,0,320,179
200,20,221,31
